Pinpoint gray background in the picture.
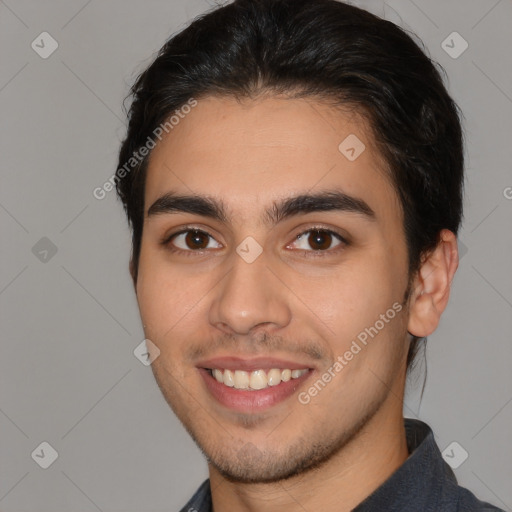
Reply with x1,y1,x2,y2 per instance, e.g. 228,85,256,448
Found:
1,0,511,511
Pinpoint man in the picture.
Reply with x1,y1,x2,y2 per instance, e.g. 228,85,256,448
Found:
115,0,504,510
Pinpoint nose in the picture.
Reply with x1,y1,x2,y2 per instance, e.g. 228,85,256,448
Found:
208,249,292,336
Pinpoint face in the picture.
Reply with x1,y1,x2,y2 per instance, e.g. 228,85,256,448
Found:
135,95,412,483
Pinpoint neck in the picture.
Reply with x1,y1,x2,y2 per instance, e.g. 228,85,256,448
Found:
209,406,409,512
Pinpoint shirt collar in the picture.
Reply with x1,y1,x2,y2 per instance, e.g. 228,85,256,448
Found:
353,418,457,510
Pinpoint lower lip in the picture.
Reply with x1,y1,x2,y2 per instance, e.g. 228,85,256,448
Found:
198,368,312,413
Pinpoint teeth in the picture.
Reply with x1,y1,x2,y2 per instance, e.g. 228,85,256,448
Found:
281,369,292,382
234,370,250,389
210,368,308,390
223,369,234,387
249,370,267,390
267,368,282,386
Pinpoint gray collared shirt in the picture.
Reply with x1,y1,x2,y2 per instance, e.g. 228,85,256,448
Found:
179,419,504,511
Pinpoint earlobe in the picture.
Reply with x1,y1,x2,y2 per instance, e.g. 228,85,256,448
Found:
407,229,459,338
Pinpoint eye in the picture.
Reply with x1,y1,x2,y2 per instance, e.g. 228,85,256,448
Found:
168,229,222,253
163,226,347,257
288,228,346,254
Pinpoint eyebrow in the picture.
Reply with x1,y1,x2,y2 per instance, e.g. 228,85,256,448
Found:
147,189,376,226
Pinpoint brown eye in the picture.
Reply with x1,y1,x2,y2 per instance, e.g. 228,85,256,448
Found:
307,230,333,250
292,229,344,252
169,229,222,252
184,230,210,249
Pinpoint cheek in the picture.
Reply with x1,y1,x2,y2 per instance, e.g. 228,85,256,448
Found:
135,248,185,337
310,269,406,380
135,248,215,352
296,255,400,342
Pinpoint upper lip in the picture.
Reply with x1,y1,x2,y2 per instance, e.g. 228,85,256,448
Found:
196,356,315,372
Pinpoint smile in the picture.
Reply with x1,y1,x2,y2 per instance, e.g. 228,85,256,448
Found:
199,365,314,413
207,368,309,390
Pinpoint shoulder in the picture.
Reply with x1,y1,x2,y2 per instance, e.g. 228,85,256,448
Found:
403,419,505,512
440,478,506,511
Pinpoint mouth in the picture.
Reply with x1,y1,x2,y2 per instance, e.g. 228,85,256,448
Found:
206,367,308,390
196,357,315,412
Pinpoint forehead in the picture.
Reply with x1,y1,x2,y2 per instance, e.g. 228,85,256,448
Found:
144,95,401,227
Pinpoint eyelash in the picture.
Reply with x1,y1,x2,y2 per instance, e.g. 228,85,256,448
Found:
161,225,349,258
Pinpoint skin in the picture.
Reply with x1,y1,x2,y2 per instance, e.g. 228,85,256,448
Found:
133,94,459,512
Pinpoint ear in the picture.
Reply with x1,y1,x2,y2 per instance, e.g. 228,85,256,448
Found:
407,229,459,338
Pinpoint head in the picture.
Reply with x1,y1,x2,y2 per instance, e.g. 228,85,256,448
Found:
115,0,463,483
